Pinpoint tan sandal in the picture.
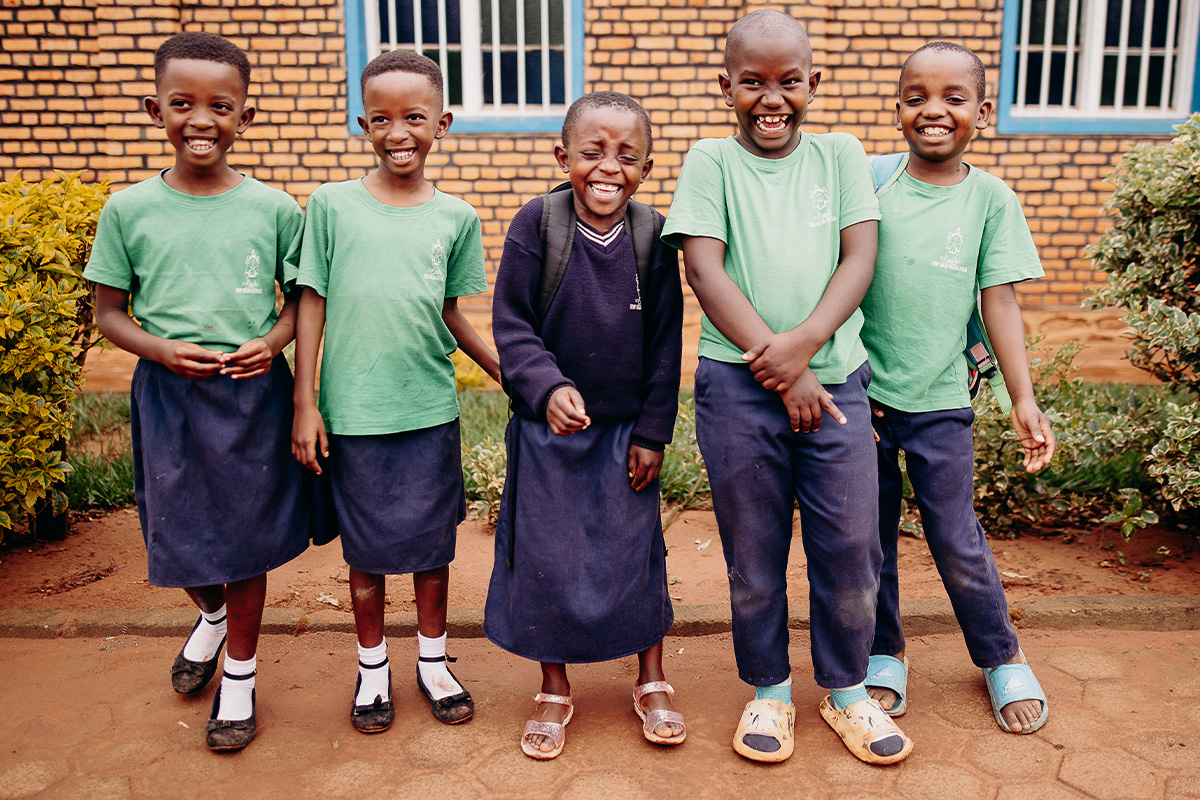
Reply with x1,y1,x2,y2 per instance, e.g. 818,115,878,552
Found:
633,681,686,745
819,696,913,765
732,698,795,762
520,692,574,760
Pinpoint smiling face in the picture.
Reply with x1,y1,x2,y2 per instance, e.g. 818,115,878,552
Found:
554,106,652,232
896,49,993,173
358,69,450,186
720,32,820,159
145,58,253,181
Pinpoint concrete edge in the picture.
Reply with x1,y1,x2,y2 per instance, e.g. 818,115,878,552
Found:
1,594,1198,640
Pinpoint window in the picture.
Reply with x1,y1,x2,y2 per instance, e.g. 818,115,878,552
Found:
345,0,585,133
998,0,1200,133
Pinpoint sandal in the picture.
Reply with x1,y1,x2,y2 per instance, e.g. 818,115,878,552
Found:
819,696,912,765
983,652,1048,734
351,662,394,734
732,698,794,763
204,673,257,751
416,655,474,724
520,693,574,760
632,681,686,746
865,654,909,717
171,615,225,695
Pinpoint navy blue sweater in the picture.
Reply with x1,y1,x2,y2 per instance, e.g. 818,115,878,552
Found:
492,196,683,449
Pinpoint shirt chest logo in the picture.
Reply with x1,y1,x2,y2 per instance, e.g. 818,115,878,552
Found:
808,183,836,227
235,249,264,294
424,238,446,281
932,228,969,273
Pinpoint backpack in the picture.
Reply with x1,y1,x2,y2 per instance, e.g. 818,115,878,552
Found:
869,152,1013,414
535,181,663,320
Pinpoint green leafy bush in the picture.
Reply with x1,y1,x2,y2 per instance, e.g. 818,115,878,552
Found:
0,172,108,540
1087,114,1200,516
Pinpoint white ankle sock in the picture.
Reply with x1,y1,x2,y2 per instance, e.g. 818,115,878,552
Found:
182,604,227,662
356,639,390,706
216,654,255,721
417,632,463,701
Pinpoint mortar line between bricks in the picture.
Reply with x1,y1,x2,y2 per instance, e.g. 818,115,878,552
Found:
1,594,1198,639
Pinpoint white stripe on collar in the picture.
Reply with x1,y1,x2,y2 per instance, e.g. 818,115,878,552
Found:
575,219,625,248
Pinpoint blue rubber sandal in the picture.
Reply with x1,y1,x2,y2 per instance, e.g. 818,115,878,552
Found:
865,654,909,717
982,654,1049,734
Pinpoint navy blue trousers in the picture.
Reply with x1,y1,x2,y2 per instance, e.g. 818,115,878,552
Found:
871,403,1019,669
695,358,881,689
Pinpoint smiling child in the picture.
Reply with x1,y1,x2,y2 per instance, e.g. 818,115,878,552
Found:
291,49,499,735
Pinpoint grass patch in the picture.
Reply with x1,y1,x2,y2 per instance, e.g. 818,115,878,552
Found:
65,391,134,510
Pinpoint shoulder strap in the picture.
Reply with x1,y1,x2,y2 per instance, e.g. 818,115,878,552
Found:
536,182,576,320
965,305,1013,414
869,152,908,194
624,197,661,312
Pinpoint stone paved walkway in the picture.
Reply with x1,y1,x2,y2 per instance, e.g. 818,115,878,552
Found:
1,626,1198,799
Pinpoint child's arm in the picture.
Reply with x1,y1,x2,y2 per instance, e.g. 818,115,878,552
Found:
681,235,776,350
219,293,298,379
291,287,328,474
93,284,224,380
980,283,1056,472
441,297,501,385
742,219,878,392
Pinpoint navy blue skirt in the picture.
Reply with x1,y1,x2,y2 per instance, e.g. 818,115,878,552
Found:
327,420,465,575
483,416,673,663
130,357,310,588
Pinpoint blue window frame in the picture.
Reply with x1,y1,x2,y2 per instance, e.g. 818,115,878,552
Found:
998,0,1200,134
345,0,586,133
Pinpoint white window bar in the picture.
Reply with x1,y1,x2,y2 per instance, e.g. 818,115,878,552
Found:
1136,0,1156,110
1017,0,1035,109
563,0,572,110
490,0,501,111
414,0,424,54
1039,0,1057,109
437,0,449,104
460,0,483,111
1161,0,1180,107
1062,0,1079,110
516,0,527,110
366,0,382,60
1113,0,1133,110
541,0,551,109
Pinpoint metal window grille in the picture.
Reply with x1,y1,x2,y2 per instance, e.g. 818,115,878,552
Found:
1012,0,1199,117
364,0,575,115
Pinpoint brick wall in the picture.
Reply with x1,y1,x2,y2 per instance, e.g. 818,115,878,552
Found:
0,0,1161,312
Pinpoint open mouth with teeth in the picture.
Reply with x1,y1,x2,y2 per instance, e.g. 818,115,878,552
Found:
917,125,953,138
185,138,216,153
588,182,622,200
387,148,416,165
754,115,791,136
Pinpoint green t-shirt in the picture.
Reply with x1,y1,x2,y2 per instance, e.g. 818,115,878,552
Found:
84,172,303,352
661,132,880,384
298,180,488,435
860,166,1043,412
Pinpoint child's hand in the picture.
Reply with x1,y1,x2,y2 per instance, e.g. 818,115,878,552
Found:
1011,398,1055,473
220,337,274,379
627,445,664,492
292,403,330,474
780,369,847,433
546,386,590,436
869,399,884,443
160,341,224,380
742,332,814,392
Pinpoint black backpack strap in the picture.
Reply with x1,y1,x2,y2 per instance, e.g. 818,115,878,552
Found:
624,198,661,314
535,182,576,320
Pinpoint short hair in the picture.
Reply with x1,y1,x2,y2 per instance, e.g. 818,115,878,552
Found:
154,32,251,92
360,50,444,108
561,91,654,156
724,10,811,72
900,42,987,101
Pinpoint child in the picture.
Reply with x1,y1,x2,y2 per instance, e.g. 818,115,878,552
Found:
859,41,1054,734
662,10,913,765
291,50,499,734
483,91,685,760
85,32,310,751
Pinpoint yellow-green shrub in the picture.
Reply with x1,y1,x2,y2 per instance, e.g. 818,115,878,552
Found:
0,172,108,538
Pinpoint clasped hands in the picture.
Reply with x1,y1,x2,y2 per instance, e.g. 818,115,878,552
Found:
742,329,846,433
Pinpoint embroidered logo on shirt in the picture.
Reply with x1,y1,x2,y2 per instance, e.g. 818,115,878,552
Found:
235,249,264,294
630,271,643,311
424,238,446,281
808,184,836,227
932,228,969,273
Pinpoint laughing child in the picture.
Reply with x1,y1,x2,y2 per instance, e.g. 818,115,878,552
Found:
291,50,499,735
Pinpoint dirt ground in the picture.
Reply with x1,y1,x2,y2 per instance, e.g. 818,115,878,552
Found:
3,508,1198,614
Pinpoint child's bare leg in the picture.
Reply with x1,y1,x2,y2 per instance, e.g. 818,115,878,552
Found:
413,565,449,636
184,585,226,614
350,568,386,646
637,642,684,738
349,568,391,714
866,647,906,711
527,663,571,753
177,585,227,670
413,566,472,721
223,574,267,661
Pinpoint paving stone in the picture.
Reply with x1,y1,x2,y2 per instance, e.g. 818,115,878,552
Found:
39,776,131,800
1038,704,1122,750
1083,682,1172,720
309,761,390,798
1168,673,1200,699
1121,731,1198,770
388,773,486,800
894,762,985,799
1166,773,1200,799
964,731,1058,778
1059,750,1160,800
557,771,650,800
0,760,70,799
1046,647,1126,680
926,683,1001,732
400,718,489,770
995,782,1086,800
820,751,899,786
136,752,237,797
473,747,563,795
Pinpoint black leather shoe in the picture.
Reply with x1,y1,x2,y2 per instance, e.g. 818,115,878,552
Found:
351,663,394,733
417,655,474,724
171,615,226,695
204,676,257,751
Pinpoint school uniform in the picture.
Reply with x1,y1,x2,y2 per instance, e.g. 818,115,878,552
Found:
296,180,486,574
484,197,683,663
83,172,310,587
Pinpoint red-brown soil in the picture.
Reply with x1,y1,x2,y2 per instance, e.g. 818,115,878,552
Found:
2,508,1197,614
